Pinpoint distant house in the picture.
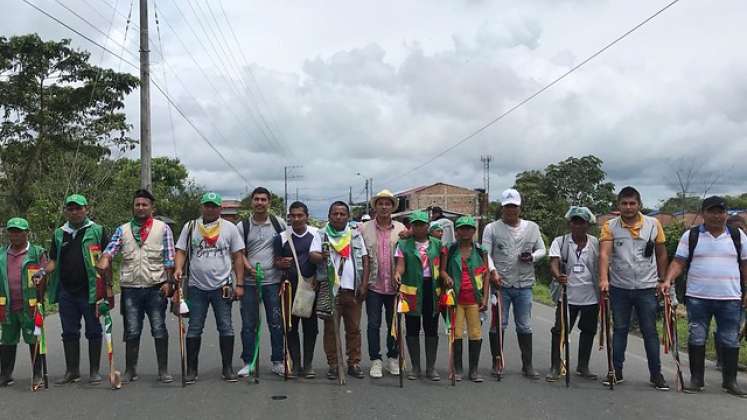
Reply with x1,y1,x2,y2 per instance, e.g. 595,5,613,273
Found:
394,182,484,217
221,199,242,224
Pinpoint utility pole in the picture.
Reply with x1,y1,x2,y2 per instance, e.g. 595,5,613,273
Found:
481,155,492,201
284,165,302,213
349,186,353,205
365,179,370,215
139,0,152,191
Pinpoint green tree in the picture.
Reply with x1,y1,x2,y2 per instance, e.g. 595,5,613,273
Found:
658,194,701,213
0,34,139,218
510,155,616,239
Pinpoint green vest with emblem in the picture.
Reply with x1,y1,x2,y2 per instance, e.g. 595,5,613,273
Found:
49,223,104,304
398,237,442,317
445,242,487,304
0,244,45,324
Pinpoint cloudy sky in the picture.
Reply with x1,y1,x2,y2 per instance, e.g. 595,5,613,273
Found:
5,0,747,217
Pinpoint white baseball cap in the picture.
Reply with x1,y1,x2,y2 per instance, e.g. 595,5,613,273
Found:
500,189,522,206
361,214,371,221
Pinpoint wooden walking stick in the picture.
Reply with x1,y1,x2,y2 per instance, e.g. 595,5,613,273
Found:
173,276,188,387
561,283,570,388
98,301,121,390
663,293,684,392
280,278,293,381
493,287,505,381
599,292,614,390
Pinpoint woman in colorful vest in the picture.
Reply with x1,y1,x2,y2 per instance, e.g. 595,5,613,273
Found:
45,194,111,385
97,189,176,383
440,216,490,382
394,210,442,381
0,218,47,387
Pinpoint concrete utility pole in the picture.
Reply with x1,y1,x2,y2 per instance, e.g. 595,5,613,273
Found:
481,155,492,201
365,179,370,215
139,0,152,191
284,165,302,213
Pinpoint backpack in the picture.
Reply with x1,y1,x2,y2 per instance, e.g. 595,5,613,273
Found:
686,225,742,267
242,214,283,256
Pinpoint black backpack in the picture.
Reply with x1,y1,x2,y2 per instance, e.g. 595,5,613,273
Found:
686,225,742,268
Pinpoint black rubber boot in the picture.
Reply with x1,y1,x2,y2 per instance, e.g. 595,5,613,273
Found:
468,339,483,383
721,347,747,398
425,336,440,381
123,339,140,383
576,333,598,380
287,335,301,379
714,332,722,371
518,333,539,379
88,338,102,384
185,337,200,385
155,338,174,383
55,340,81,385
0,345,17,387
546,333,561,382
29,344,42,388
686,344,705,392
405,336,421,380
302,333,317,379
453,339,463,382
219,336,238,382
489,332,502,380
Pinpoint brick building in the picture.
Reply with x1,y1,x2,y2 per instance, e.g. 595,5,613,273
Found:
395,182,483,216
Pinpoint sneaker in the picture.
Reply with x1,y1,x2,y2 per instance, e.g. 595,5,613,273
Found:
602,369,623,386
369,359,383,378
327,367,338,380
237,364,251,378
650,373,670,391
348,365,365,379
386,357,400,376
271,362,284,377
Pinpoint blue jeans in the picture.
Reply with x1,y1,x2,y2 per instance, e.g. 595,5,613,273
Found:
686,297,742,348
186,286,234,338
121,286,168,341
240,283,284,364
609,286,661,376
58,286,102,342
366,291,398,360
498,287,533,334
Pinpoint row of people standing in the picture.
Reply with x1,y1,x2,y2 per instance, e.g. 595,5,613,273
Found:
1,185,744,399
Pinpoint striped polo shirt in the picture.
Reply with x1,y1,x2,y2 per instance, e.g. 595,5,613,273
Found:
675,225,747,300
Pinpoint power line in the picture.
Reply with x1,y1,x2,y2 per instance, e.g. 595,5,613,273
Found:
380,0,682,185
20,0,250,186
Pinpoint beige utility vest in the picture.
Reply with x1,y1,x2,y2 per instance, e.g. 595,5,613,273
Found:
119,220,167,288
608,215,659,290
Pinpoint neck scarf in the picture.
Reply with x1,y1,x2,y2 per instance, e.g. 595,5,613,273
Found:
325,224,351,258
198,218,221,247
130,216,154,246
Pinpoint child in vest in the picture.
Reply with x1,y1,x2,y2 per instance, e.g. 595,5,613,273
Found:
440,216,489,382
394,210,442,381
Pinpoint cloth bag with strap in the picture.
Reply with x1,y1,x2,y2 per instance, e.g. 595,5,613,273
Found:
285,229,316,318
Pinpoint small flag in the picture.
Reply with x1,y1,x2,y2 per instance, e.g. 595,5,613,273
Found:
33,308,43,336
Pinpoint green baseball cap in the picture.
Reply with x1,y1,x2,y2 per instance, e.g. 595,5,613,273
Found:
455,215,477,229
64,194,88,206
6,217,29,231
201,192,223,206
429,221,443,232
409,210,429,225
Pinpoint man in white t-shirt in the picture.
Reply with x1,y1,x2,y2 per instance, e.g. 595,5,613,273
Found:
546,206,600,382
661,196,747,397
314,201,369,380
174,192,245,384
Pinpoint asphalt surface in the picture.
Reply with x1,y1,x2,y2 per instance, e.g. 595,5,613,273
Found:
2,298,745,419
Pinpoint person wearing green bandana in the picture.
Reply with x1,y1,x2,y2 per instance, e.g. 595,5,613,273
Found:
393,210,443,381
44,194,111,385
0,218,47,387
97,189,176,384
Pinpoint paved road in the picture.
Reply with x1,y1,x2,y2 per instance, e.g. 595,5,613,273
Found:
2,299,744,419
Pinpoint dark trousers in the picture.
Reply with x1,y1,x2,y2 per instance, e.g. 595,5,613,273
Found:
551,303,599,336
121,286,168,341
58,286,102,342
366,290,398,360
405,278,439,338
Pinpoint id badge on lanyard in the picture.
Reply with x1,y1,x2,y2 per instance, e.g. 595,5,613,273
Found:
572,263,585,274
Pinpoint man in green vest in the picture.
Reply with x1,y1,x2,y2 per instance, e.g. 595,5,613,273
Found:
44,194,111,385
0,218,47,387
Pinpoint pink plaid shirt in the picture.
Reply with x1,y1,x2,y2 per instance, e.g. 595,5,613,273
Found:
371,222,396,295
